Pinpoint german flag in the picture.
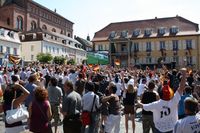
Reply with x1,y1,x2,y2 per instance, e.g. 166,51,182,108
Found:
93,65,100,71
88,64,93,68
115,59,120,66
9,55,21,65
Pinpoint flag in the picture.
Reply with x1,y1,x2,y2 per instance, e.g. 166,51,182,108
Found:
9,55,21,65
93,65,100,71
115,59,120,66
88,64,93,68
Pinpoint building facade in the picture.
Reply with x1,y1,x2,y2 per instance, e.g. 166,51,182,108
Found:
92,16,200,69
0,27,21,65
21,29,86,64
0,0,73,37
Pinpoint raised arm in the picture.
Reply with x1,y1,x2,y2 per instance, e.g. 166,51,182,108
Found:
177,68,187,95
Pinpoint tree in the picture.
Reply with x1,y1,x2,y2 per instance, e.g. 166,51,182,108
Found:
36,53,53,63
53,56,66,65
67,59,76,65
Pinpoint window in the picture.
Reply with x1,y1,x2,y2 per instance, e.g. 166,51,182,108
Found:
146,57,152,64
31,55,34,61
68,33,71,37
57,48,59,54
49,46,51,53
133,29,140,37
46,46,48,53
158,27,166,35
144,28,152,36
187,56,192,65
172,56,179,63
170,26,179,34
146,42,151,52
31,21,37,30
160,41,165,50
6,47,10,54
133,43,139,52
31,45,34,51
186,40,192,49
42,25,47,30
61,30,64,34
13,48,17,55
53,47,55,53
172,40,178,50
0,46,3,53
52,28,56,32
7,18,10,25
121,44,127,52
121,30,128,38
16,16,23,30
98,45,103,51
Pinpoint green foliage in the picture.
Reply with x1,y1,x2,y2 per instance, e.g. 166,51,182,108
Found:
53,56,66,65
67,59,76,65
36,53,53,63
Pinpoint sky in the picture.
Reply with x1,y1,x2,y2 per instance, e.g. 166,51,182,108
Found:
35,0,200,39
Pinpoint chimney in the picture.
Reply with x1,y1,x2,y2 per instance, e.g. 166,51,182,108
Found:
54,8,57,13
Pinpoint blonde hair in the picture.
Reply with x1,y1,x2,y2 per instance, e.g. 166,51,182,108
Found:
127,84,135,93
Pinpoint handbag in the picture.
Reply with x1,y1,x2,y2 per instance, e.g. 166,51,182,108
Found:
81,95,96,126
35,101,53,133
6,100,29,124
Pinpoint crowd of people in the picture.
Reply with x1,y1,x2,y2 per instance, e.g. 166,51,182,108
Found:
0,63,199,133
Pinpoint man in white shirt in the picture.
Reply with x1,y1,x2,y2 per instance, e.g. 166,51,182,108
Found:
137,79,147,98
82,82,100,133
138,68,187,133
173,97,200,133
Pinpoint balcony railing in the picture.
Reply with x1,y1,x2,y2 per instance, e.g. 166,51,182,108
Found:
146,49,152,52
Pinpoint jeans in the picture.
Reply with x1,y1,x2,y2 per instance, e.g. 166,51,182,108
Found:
82,112,100,133
142,114,156,133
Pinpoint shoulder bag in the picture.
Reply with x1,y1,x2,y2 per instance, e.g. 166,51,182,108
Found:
81,95,96,126
6,100,29,124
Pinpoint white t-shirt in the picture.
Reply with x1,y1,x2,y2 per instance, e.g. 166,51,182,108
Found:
173,114,200,133
137,83,146,97
144,91,181,132
115,82,122,96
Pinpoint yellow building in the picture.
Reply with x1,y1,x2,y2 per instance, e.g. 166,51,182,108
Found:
92,16,200,69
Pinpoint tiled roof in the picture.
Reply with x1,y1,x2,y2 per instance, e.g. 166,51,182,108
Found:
92,16,199,41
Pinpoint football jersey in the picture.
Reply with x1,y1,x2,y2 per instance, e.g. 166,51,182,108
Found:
143,91,181,132
173,115,200,133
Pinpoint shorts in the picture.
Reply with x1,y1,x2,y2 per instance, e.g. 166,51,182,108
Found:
124,105,135,114
51,104,60,124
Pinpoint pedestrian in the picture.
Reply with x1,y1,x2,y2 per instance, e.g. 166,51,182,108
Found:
141,80,160,133
48,77,63,133
102,84,121,133
138,68,187,133
173,97,199,133
62,81,82,133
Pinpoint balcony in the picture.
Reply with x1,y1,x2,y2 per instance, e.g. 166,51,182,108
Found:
146,49,152,52
173,48,178,51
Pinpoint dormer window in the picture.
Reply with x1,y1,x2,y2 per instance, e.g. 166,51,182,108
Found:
8,31,14,38
158,27,166,35
121,30,128,38
144,28,152,36
170,26,179,34
0,29,5,36
133,29,141,37
62,40,66,44
109,31,116,38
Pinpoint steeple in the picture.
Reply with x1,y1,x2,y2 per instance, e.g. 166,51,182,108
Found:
86,34,90,41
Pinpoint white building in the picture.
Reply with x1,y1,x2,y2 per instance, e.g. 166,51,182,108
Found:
20,29,86,64
0,28,21,66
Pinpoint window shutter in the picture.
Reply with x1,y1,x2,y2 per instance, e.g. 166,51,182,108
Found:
139,43,142,51
151,42,154,51
156,42,160,50
192,40,196,49
169,41,173,50
143,42,146,51
192,56,196,64
182,40,186,50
